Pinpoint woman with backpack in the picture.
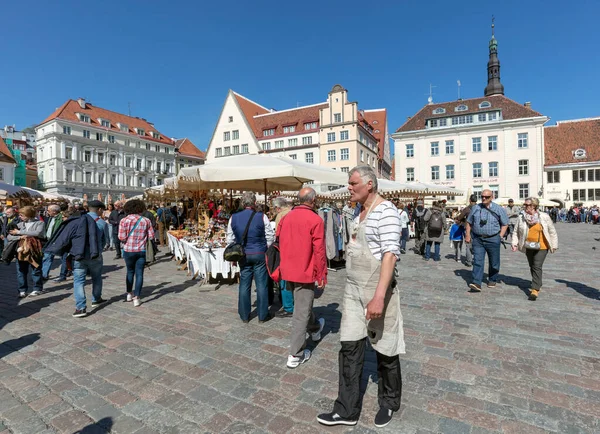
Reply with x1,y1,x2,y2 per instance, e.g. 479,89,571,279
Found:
423,201,448,261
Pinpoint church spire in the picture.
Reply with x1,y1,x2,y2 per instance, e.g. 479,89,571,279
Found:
484,17,504,96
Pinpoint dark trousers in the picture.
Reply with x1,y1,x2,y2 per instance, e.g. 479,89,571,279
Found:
238,254,268,321
525,249,548,290
332,338,402,420
112,226,121,257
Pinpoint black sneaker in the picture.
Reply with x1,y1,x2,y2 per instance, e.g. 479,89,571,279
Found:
53,277,66,283
72,309,87,318
91,298,106,308
316,412,358,426
374,407,394,428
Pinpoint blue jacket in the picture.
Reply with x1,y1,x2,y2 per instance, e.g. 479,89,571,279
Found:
449,223,465,241
231,208,267,255
44,214,101,260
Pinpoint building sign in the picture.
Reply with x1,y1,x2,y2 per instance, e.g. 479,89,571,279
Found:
473,178,499,184
5,139,26,186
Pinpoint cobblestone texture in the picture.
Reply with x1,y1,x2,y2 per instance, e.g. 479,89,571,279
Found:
0,223,598,433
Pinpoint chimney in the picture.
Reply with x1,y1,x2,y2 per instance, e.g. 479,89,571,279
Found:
77,98,86,109
524,102,531,108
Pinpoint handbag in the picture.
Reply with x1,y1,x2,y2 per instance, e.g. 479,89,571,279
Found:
525,227,541,250
121,217,143,257
224,211,256,262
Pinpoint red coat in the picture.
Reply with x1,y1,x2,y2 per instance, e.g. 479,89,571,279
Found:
276,205,327,284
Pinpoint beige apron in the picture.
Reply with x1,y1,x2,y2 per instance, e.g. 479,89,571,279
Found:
340,200,406,357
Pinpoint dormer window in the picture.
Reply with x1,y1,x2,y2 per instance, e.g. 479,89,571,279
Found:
573,148,587,159
283,125,296,134
372,120,378,124
479,101,491,109
78,113,90,123
433,108,446,115
263,128,275,137
152,132,160,139
374,130,380,133
136,128,145,136
455,105,468,112
100,119,111,128
118,123,128,132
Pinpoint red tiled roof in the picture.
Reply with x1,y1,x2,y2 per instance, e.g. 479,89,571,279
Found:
544,118,600,166
0,137,16,164
38,99,175,145
175,138,205,159
395,95,542,133
232,92,270,138
363,109,387,158
252,104,327,140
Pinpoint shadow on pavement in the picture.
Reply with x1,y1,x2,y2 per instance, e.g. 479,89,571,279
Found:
555,279,600,300
142,279,198,303
0,333,40,359
501,274,532,296
75,417,112,433
0,292,72,331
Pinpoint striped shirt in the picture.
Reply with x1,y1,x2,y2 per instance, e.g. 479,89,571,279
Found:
357,200,401,260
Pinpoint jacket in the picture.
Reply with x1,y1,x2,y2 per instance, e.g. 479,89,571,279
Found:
17,237,43,268
2,215,21,238
277,205,327,284
43,213,63,241
7,219,45,242
423,206,448,243
71,214,101,260
511,212,558,253
108,209,125,227
43,216,81,257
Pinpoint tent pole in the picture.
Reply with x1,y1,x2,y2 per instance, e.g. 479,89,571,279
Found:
264,179,267,207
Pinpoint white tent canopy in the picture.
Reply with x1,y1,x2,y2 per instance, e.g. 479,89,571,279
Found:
322,179,464,199
177,154,348,192
0,182,42,200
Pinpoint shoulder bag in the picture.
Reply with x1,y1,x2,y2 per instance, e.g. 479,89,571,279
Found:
224,211,257,262
121,217,143,257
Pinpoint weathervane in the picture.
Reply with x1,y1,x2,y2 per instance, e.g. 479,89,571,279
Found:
426,83,436,105
492,15,495,36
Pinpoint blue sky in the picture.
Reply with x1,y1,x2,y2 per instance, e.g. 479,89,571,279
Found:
2,0,599,153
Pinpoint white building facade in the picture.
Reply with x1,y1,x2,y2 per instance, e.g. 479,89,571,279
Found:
393,28,548,202
544,118,600,207
36,98,176,199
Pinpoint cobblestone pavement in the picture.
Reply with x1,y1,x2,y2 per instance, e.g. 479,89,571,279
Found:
0,223,598,433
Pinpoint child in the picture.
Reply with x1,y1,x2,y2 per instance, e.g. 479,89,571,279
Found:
449,219,465,262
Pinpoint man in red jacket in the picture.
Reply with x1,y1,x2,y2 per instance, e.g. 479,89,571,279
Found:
277,187,327,369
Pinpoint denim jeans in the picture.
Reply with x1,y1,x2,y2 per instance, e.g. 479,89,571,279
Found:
238,253,268,321
123,251,146,297
41,252,68,279
16,260,43,294
425,241,441,260
279,280,294,313
73,258,104,310
400,228,409,251
471,234,501,286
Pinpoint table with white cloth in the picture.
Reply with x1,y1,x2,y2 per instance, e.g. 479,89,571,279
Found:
168,234,239,284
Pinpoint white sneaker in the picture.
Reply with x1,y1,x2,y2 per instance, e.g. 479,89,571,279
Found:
29,291,42,297
133,297,141,307
311,318,325,341
126,293,133,302
287,349,311,369
18,292,27,298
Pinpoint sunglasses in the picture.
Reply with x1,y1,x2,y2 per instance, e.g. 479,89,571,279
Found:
481,195,492,199
524,203,534,207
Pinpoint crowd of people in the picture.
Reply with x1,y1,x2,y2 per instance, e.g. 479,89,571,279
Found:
0,164,569,429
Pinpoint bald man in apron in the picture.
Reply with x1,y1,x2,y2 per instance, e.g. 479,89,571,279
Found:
318,166,405,429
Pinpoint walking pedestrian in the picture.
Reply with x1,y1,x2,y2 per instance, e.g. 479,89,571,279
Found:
272,197,294,318
118,200,155,307
412,200,427,255
423,201,447,261
109,201,125,259
511,197,559,301
156,203,171,246
103,204,114,250
8,206,45,298
504,199,520,240
41,204,63,280
464,189,509,292
277,188,327,368
398,203,410,254
317,166,404,428
71,200,107,317
449,219,465,262
456,195,477,266
226,192,274,323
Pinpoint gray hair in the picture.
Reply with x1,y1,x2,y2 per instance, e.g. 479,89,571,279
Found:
348,165,378,192
48,204,61,213
272,197,290,209
298,188,317,205
241,192,257,208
